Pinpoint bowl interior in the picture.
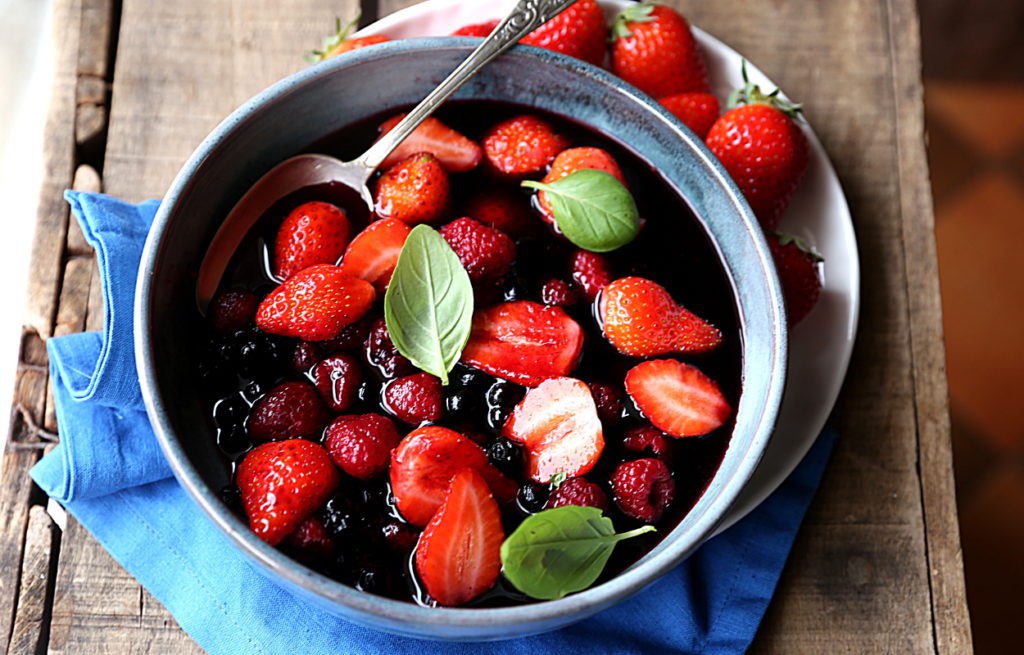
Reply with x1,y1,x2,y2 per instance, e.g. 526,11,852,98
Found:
136,39,786,640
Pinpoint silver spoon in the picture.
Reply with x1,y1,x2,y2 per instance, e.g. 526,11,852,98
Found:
196,0,577,312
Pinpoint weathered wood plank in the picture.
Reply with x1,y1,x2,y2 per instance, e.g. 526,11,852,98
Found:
8,506,59,655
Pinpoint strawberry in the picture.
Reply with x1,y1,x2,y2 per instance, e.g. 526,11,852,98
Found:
451,19,499,37
390,426,516,526
273,201,351,280
247,381,331,443
382,372,443,425
659,92,720,140
237,439,341,546
462,187,538,238
766,232,823,325
521,0,607,66
209,289,257,335
306,16,389,63
338,218,412,292
599,277,721,357
503,377,604,483
290,341,324,372
378,114,483,173
611,4,710,98
624,359,732,438
569,249,612,302
439,217,516,281
540,278,579,306
310,354,361,412
536,147,627,226
324,413,401,480
482,115,569,178
256,264,375,341
374,153,450,225
415,468,504,606
705,65,808,229
460,301,584,387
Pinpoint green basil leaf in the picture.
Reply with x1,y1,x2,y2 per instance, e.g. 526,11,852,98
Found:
500,506,655,600
384,224,473,385
522,169,640,252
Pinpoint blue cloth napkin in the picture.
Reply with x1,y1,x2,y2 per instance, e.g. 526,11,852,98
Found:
32,191,837,655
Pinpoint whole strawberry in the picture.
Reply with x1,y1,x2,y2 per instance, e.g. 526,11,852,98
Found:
256,264,375,341
248,380,330,443
599,277,722,357
536,147,627,227
482,115,569,178
611,3,710,98
451,19,499,37
439,217,516,282
273,201,351,280
237,439,341,545
766,232,822,325
324,413,401,480
521,0,607,66
306,16,389,63
705,65,809,229
659,92,720,140
374,152,450,225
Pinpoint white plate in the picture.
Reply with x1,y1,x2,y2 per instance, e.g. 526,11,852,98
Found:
357,0,859,533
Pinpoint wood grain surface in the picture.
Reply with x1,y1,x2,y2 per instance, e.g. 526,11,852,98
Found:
0,0,971,653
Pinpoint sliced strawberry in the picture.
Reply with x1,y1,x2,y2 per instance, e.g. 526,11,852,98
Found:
338,218,412,292
390,426,516,526
415,468,504,606
599,277,722,357
378,114,483,173
460,301,584,387
624,359,732,437
503,377,604,483
255,264,375,341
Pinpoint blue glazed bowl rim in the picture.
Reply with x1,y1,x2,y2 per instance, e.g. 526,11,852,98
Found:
135,37,787,632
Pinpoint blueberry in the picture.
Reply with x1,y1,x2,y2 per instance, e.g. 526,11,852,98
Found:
357,379,382,406
517,482,549,514
355,567,393,595
242,380,265,403
455,367,490,390
212,394,248,429
486,381,523,409
216,425,251,456
219,484,242,511
486,438,523,475
501,275,531,302
445,389,477,417
323,494,364,537
486,406,510,432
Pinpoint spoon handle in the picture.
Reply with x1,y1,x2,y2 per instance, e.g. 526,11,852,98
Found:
355,0,578,174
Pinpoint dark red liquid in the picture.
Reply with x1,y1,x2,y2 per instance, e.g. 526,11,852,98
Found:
197,100,742,607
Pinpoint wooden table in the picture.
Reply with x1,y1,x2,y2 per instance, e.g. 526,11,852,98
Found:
0,0,973,652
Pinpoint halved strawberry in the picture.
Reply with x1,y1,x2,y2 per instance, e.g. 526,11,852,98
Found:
503,377,604,483
599,277,722,357
390,426,516,526
415,468,504,606
624,359,732,437
338,218,412,292
378,114,483,173
256,264,375,341
460,301,584,387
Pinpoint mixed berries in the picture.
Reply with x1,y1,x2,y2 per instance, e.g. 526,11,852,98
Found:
198,0,825,607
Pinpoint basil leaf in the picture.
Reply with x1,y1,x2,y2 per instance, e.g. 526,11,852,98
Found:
500,506,655,600
522,170,640,252
384,224,473,385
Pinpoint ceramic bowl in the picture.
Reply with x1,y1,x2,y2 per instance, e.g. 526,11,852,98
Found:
134,39,787,641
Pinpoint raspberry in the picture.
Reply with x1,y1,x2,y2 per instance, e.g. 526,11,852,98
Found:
282,516,335,565
381,519,419,553
248,381,330,443
589,381,624,426
610,458,676,523
209,289,258,335
364,317,413,379
570,250,612,302
320,316,371,352
548,477,609,512
540,278,579,306
311,354,362,413
383,373,443,424
324,413,401,480
439,217,516,282
621,425,670,457
290,341,324,372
